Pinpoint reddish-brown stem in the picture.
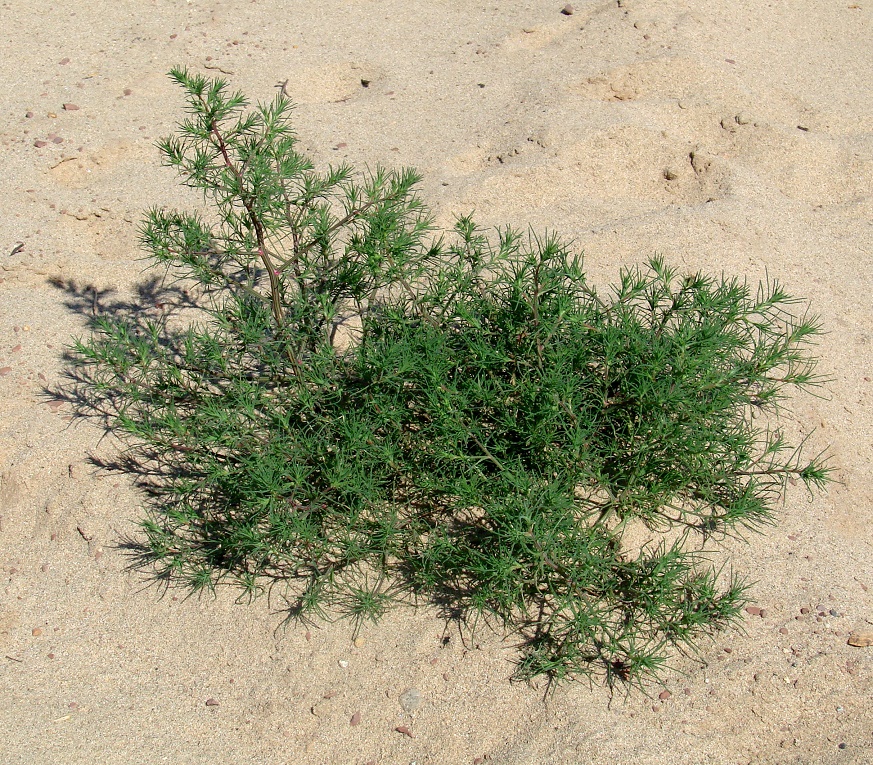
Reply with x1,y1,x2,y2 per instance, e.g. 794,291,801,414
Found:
208,118,285,330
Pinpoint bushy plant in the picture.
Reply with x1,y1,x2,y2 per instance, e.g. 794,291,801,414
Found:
70,68,830,688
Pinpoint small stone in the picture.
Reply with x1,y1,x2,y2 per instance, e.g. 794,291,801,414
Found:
395,725,413,738
360,79,371,87
779,627,789,635
800,607,810,614
745,606,763,617
663,168,679,181
683,687,691,695
338,659,349,669
205,698,220,706
735,112,752,125
0,367,12,376
25,111,34,118
32,627,43,636
847,630,873,647
59,58,70,65
52,137,64,144
658,690,671,701
353,637,365,648
305,630,311,641
560,4,575,14
123,88,132,96
63,103,80,111
33,141,47,148
788,534,799,541
724,647,732,654
11,344,21,353
350,711,361,726
829,609,840,617
838,743,847,750
399,687,422,712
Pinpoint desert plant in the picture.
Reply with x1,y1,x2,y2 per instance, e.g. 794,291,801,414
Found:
69,67,830,688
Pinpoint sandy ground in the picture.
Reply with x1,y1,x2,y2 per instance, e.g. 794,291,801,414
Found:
2,1,872,763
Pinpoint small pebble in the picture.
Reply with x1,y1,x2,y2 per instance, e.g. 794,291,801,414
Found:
745,606,763,617
63,103,80,111
0,367,12,376
800,607,810,614
829,609,840,617
52,137,64,144
838,743,847,750
205,698,220,706
658,690,671,701
33,141,47,148
399,687,422,712
32,628,43,636
59,58,70,65
560,4,575,14
779,627,789,635
338,659,349,669
123,88,132,96
350,711,361,726
25,111,33,118
395,725,414,738
353,636,365,648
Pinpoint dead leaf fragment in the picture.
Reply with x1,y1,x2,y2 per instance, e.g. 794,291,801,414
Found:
847,630,873,647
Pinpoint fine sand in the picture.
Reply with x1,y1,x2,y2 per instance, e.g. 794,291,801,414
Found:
2,1,872,763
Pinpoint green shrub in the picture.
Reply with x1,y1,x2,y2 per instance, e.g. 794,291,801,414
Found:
70,68,830,688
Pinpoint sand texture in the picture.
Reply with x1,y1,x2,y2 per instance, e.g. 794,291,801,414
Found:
2,1,872,763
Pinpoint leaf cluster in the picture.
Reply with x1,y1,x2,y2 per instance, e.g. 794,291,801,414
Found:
70,68,831,688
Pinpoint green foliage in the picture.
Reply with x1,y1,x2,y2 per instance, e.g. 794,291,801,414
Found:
70,68,830,688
